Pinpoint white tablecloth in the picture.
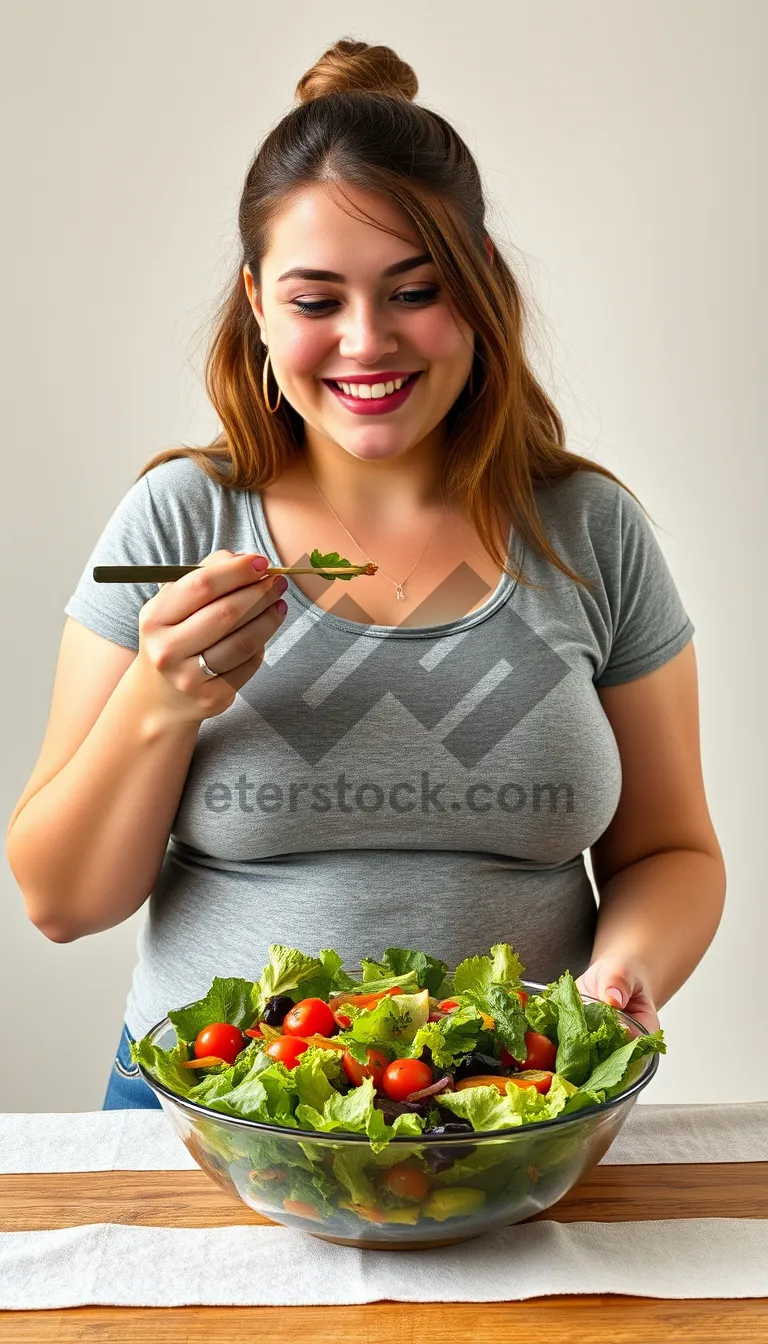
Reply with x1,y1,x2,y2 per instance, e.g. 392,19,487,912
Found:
1,1103,766,1308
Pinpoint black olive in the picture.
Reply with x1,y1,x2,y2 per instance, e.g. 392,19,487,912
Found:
260,995,294,1027
453,1051,507,1083
422,1121,477,1173
425,1121,474,1136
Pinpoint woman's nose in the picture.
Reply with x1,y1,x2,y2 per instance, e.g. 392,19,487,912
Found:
335,301,399,363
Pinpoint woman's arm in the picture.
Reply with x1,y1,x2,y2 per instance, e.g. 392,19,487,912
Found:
588,641,727,1009
587,849,725,1009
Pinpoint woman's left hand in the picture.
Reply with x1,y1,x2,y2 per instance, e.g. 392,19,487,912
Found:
574,954,661,1034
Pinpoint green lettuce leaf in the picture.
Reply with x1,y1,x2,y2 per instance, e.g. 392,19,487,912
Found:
186,1044,344,1125
352,968,422,995
332,1149,377,1207
524,988,559,1039
335,990,430,1064
583,1000,629,1064
310,549,356,582
129,1037,198,1098
253,945,336,1016
427,1140,522,1185
476,985,528,1061
292,948,356,1002
525,971,660,1094
581,1029,666,1096
285,1162,339,1217
291,1047,346,1112
490,943,525,986
199,1056,298,1125
434,1073,576,1132
406,1002,486,1070
167,977,259,1045
331,1142,413,1208
183,1039,264,1105
361,948,448,995
452,943,524,996
295,1075,425,1153
550,972,593,1085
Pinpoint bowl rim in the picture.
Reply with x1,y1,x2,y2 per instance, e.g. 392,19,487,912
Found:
135,977,660,1143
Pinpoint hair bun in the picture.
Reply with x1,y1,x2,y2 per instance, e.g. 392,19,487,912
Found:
295,38,418,105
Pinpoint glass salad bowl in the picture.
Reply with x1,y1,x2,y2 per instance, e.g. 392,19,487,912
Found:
136,978,659,1250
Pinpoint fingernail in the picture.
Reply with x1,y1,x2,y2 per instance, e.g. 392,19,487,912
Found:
251,556,269,571
275,598,288,615
605,987,625,1007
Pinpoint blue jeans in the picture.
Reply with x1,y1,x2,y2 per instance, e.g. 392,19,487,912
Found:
102,1021,162,1110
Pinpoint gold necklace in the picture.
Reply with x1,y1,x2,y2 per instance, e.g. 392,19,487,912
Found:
303,462,446,602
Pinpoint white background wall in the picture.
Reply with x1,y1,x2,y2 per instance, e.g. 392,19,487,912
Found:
1,0,764,1110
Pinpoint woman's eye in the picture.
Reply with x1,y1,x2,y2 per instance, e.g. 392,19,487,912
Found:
291,287,440,316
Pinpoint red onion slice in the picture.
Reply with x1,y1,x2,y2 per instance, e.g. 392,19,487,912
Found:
404,1074,455,1103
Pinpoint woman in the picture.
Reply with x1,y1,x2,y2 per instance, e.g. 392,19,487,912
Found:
6,39,726,1110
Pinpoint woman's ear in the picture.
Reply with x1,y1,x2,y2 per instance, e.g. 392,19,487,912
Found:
242,265,265,332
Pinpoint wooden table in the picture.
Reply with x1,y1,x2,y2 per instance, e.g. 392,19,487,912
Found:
2,1160,767,1340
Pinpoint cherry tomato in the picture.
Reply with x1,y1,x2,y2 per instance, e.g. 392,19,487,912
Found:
507,1069,553,1095
380,1163,430,1201
342,1047,389,1090
501,1030,556,1072
194,1022,245,1065
265,1035,309,1069
381,1058,433,1102
437,998,459,1012
333,1010,352,1029
282,998,337,1038
283,1198,323,1221
521,1031,557,1071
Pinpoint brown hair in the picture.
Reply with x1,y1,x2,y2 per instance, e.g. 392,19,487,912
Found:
136,37,653,592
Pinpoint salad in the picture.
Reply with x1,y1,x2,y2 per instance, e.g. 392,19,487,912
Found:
131,941,665,1148
308,548,377,579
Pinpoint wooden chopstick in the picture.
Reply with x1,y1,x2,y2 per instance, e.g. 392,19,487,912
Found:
93,563,378,583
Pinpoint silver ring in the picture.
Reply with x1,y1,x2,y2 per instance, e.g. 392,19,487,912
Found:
198,652,219,678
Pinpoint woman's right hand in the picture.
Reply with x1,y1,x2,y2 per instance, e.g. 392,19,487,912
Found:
134,551,288,726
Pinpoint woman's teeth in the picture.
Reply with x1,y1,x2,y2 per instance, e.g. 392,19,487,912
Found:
331,374,414,399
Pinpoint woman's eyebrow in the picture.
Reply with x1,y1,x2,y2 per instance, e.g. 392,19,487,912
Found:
276,252,433,284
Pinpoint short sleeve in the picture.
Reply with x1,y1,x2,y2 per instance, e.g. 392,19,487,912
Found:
594,487,695,687
63,473,167,651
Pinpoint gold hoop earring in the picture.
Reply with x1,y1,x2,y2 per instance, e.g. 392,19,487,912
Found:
262,348,282,414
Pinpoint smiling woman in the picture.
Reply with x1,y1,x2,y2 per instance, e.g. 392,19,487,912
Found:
133,37,643,593
9,37,723,1117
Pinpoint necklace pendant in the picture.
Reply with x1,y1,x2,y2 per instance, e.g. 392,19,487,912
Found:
395,584,406,601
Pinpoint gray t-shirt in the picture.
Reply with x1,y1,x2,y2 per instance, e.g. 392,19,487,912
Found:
64,456,694,1040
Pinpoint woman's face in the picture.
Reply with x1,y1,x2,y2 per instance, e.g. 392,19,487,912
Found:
244,184,481,465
